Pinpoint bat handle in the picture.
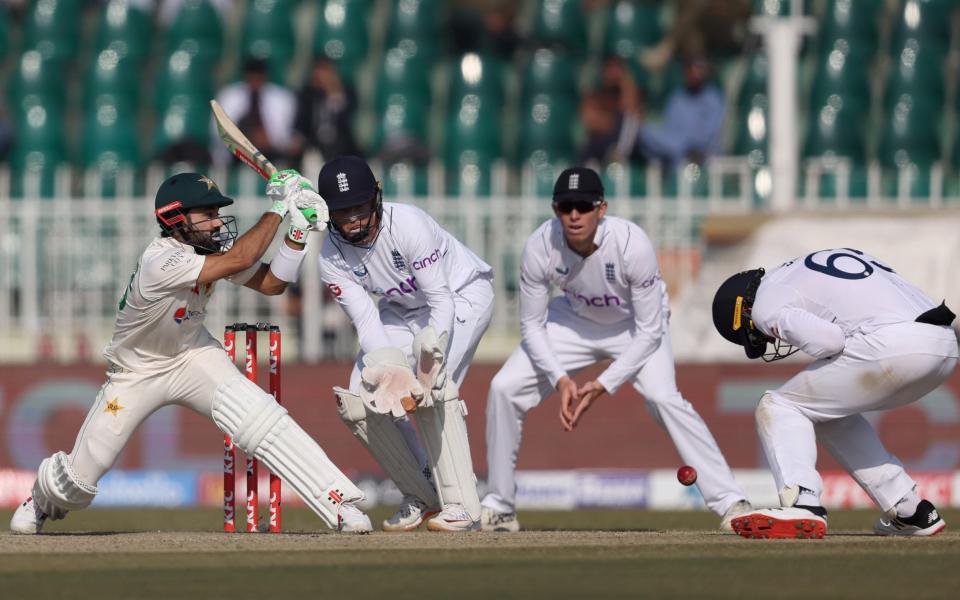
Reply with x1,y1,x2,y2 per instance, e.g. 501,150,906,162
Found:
400,396,418,414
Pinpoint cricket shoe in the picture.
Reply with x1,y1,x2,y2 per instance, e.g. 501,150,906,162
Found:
719,500,753,532
480,506,520,532
381,496,440,532
731,506,827,539
426,504,480,532
337,502,373,534
874,500,946,537
10,497,48,535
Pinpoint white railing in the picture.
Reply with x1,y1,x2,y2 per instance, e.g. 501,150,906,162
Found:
1,158,957,363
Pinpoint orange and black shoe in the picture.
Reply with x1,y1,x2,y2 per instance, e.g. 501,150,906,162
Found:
731,505,827,539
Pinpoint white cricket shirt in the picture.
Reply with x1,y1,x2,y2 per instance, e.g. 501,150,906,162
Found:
519,216,667,393
104,237,223,372
319,202,492,354
751,248,940,359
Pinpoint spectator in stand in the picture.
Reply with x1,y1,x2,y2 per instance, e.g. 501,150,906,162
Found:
637,54,724,170
212,58,298,169
294,57,360,162
579,57,647,166
639,0,751,72
449,1,520,61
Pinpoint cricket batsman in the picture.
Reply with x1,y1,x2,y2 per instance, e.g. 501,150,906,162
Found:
481,167,751,532
712,249,957,538
10,170,374,534
318,156,494,532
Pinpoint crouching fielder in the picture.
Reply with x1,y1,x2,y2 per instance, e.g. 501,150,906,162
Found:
482,167,750,532
317,156,494,532
10,171,374,534
712,249,957,539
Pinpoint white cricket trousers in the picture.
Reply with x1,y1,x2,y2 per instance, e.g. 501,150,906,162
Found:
483,299,747,515
346,276,495,479
66,344,240,485
758,321,959,512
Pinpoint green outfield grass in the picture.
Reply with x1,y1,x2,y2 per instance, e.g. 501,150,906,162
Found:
1,508,958,599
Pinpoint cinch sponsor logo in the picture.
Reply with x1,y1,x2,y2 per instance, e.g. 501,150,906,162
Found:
413,248,442,270
369,277,420,297
562,288,623,307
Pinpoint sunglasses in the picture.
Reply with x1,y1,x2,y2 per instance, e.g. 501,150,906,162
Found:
554,200,601,215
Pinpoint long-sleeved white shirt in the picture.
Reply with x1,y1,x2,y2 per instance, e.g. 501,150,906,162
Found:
319,202,492,354
751,248,939,359
519,216,667,393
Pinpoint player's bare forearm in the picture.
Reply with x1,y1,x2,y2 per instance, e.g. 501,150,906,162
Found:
197,213,283,284
243,238,306,295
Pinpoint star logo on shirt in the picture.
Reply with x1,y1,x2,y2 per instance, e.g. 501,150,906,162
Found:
198,175,217,190
104,397,124,416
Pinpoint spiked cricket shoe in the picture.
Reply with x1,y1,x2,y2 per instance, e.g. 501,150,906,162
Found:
480,506,520,532
732,506,827,539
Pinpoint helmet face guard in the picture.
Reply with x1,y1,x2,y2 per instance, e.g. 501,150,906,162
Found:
329,186,383,247
155,200,238,255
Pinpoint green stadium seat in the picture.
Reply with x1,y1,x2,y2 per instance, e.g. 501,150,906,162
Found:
386,0,443,64
444,93,501,196
530,0,588,58
375,47,432,112
804,95,867,162
0,4,8,58
809,38,872,112
448,53,505,111
890,0,953,52
879,94,941,169
165,0,224,63
737,52,768,114
24,0,82,64
83,49,140,111
371,93,429,155
81,100,142,197
520,48,579,108
154,50,216,111
883,37,945,111
314,0,370,75
241,0,297,78
732,96,768,166
818,0,878,53
601,1,662,61
95,0,153,65
518,95,574,195
381,161,429,196
10,103,66,197
152,97,211,160
9,50,68,114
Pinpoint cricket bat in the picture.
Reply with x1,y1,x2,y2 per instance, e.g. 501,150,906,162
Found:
210,99,277,180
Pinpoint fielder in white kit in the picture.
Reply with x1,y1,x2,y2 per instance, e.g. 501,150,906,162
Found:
481,167,750,532
10,170,376,534
316,156,494,532
712,248,957,539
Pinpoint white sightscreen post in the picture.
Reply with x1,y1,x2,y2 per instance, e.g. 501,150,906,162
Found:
752,13,815,212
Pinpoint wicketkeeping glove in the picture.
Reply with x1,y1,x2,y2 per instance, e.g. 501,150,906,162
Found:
412,326,449,408
359,347,424,418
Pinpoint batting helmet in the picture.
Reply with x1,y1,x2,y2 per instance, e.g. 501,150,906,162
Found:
318,156,383,245
154,172,237,254
711,268,768,359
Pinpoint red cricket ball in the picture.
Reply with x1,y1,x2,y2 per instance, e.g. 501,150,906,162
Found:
677,465,697,486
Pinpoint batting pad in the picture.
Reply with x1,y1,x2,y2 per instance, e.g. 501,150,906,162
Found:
414,381,481,520
34,451,97,520
213,375,363,528
335,387,439,508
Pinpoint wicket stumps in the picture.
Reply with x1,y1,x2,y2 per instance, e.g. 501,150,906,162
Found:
223,323,282,533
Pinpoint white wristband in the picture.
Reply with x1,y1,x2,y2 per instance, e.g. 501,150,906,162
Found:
268,242,307,283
